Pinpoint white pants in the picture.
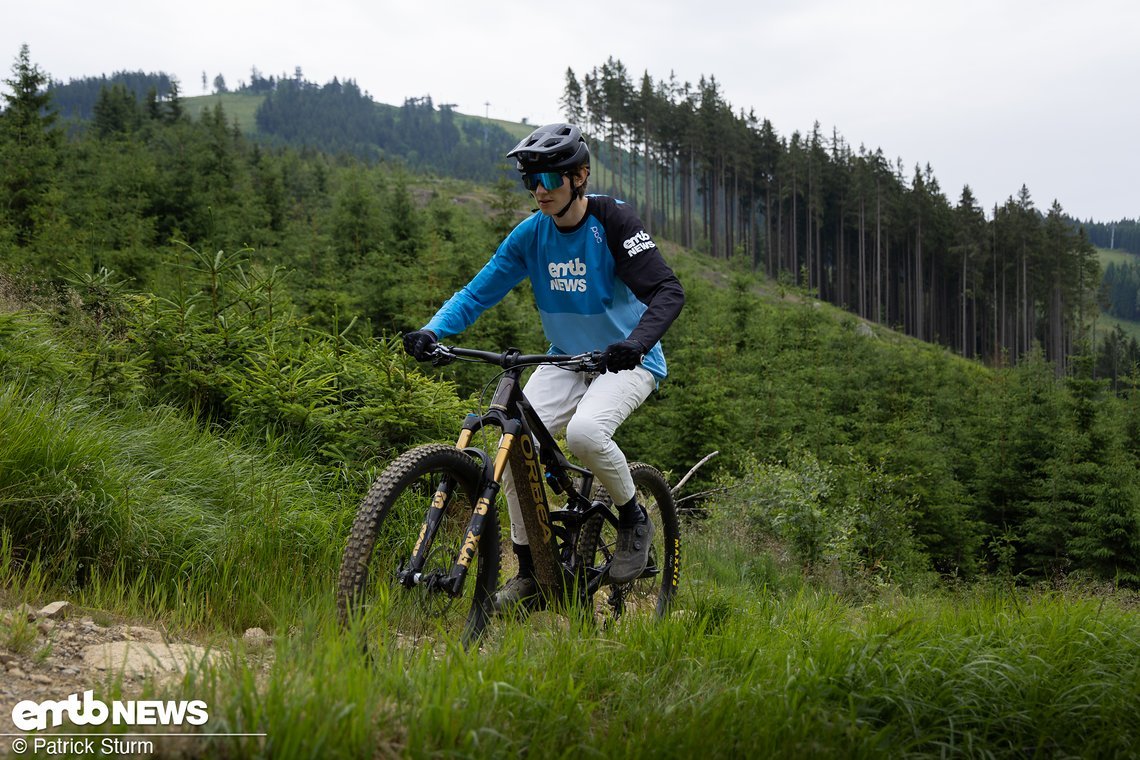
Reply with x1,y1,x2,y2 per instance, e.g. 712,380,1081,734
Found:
502,364,656,545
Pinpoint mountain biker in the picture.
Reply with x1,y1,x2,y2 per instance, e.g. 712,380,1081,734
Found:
402,123,684,611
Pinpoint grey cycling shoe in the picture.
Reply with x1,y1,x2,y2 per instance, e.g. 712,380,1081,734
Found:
490,574,544,615
609,510,655,583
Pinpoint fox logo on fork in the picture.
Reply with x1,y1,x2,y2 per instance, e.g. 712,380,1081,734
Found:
457,496,492,568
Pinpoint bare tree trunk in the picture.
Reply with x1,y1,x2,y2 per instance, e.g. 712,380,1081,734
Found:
816,208,823,297
881,236,888,325
702,166,711,252
858,197,866,318
1051,282,1064,376
1001,266,1007,361
614,123,623,198
840,207,848,307
993,208,999,362
791,175,799,284
915,220,924,341
685,147,694,248
732,167,739,259
875,186,883,323
776,179,784,276
647,132,656,234
754,200,761,270
961,251,968,356
765,182,774,275
929,239,936,344
1024,252,1032,358
805,169,814,290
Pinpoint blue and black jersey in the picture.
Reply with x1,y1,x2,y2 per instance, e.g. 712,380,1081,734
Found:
425,195,684,380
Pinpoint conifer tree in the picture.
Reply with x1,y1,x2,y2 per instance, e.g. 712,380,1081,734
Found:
165,79,184,123
0,44,61,244
92,83,142,137
560,68,583,125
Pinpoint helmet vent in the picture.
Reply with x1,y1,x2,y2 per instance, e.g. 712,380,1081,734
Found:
506,123,590,173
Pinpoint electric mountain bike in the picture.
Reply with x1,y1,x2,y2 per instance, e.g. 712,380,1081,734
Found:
336,344,680,650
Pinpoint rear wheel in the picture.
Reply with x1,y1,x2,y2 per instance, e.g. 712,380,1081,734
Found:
578,463,680,621
337,444,499,652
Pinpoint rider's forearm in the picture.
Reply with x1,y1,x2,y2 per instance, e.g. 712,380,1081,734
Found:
425,244,526,338
627,275,685,350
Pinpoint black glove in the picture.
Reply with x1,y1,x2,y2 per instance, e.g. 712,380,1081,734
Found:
402,329,438,361
602,339,646,372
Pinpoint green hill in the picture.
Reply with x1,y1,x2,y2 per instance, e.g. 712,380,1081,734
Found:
182,91,531,141
184,92,264,133
5,236,1140,756
5,61,1140,754
1097,244,1139,270
5,61,1140,587
1095,246,1140,348
39,63,1118,382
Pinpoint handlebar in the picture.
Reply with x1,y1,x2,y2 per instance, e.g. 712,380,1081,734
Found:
428,344,605,373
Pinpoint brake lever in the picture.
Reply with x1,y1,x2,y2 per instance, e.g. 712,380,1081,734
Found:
430,347,455,366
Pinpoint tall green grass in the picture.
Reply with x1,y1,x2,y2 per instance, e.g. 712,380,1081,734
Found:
3,304,1139,757
8,474,1125,758
0,379,353,630
1094,312,1140,344
1096,245,1138,270
147,580,1140,758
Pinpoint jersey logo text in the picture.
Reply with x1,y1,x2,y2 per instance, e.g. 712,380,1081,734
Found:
548,257,587,293
623,230,657,257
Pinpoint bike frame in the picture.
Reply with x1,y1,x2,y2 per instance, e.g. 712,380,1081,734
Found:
400,347,620,602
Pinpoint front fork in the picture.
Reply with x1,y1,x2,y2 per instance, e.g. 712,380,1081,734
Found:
401,415,589,601
400,417,524,597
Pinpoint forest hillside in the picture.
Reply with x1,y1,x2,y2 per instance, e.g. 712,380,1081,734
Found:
42,58,1140,379
2,46,1140,757
4,45,1140,590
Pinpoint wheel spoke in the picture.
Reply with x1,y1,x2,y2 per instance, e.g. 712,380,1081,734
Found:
578,463,679,623
337,445,499,654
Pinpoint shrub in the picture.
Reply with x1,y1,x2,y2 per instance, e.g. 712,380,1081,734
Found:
713,450,926,586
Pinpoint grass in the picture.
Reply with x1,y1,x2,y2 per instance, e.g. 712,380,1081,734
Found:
117,577,1140,758
1093,312,1140,343
0,378,354,632
184,93,265,134
1090,246,1140,341
2,314,1140,756
5,418,1139,758
181,91,531,143
1096,245,1139,270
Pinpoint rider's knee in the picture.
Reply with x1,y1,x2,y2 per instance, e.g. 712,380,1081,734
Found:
565,416,608,461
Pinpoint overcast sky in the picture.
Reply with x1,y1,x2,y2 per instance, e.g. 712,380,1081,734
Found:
5,0,1137,222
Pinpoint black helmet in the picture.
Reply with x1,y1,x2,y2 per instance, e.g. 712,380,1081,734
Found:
506,123,590,173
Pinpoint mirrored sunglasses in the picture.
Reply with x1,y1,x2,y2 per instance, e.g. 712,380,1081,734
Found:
522,172,565,192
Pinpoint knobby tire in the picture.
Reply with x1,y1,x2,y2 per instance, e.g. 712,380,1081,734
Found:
337,444,500,651
578,462,680,621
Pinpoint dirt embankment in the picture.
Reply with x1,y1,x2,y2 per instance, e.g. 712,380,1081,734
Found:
1,601,270,755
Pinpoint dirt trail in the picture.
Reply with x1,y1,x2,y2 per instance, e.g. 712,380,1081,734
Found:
1,601,270,756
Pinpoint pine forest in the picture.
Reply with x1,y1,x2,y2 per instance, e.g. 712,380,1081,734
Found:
3,44,1140,757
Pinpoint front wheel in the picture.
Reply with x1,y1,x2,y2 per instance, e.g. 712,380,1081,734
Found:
337,444,500,652
578,462,680,621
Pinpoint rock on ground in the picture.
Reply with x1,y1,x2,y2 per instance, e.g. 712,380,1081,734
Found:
0,601,245,745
